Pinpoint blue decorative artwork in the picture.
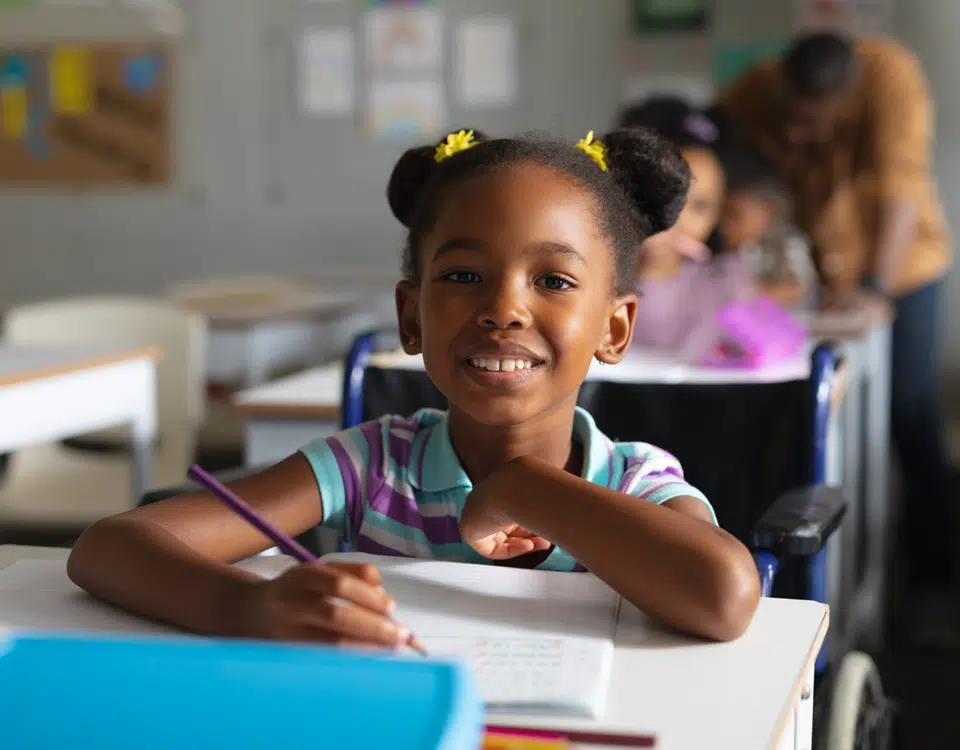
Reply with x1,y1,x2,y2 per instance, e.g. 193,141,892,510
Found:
122,53,162,95
1,55,28,86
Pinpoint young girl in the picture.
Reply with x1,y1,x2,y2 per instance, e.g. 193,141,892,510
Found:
719,140,818,310
67,127,760,647
618,98,756,355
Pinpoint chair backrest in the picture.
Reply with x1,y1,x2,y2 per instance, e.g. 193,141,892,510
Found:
342,331,812,544
3,296,207,484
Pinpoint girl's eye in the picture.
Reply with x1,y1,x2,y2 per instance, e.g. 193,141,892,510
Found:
536,275,574,291
441,270,481,284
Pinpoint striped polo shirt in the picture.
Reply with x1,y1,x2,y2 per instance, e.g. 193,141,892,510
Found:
300,407,715,572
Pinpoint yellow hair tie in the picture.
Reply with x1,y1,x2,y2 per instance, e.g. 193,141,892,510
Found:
435,130,478,163
575,130,608,172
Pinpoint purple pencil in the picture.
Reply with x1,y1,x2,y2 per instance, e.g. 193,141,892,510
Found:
187,464,427,655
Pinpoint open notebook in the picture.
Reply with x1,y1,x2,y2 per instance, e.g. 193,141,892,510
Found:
324,553,621,717
0,553,620,718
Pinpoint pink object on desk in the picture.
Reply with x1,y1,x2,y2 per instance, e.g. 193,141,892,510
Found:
702,297,808,369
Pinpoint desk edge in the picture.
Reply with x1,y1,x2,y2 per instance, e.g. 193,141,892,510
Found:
0,346,162,388
767,604,830,750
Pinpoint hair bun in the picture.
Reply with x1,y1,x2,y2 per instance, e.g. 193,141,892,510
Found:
386,128,490,228
601,127,690,235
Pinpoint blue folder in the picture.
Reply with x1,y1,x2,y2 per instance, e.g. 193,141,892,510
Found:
0,630,483,750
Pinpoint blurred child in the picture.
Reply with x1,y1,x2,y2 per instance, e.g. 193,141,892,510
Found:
617,97,756,355
720,144,818,309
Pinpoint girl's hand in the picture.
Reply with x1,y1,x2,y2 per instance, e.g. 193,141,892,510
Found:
247,561,409,649
460,461,552,560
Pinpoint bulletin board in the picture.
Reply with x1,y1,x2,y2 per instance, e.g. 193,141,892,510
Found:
0,42,171,186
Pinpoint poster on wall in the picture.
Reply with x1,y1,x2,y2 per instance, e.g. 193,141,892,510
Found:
366,79,445,140
793,0,890,35
0,42,171,185
713,39,788,87
298,27,355,117
456,17,517,109
365,5,443,71
633,0,712,33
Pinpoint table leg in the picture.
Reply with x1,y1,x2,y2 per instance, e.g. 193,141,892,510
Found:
861,325,893,652
774,665,814,750
129,362,158,501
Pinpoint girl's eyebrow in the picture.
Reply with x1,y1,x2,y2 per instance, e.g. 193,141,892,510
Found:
432,239,585,265
433,238,487,260
529,241,586,265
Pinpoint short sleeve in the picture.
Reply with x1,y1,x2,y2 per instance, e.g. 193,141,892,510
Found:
299,422,376,545
618,445,718,526
865,44,934,202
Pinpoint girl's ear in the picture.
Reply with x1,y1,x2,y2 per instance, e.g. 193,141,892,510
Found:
395,281,423,354
595,293,637,364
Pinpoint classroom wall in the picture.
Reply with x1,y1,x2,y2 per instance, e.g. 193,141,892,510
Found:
7,0,960,394
0,0,627,302
0,0,791,305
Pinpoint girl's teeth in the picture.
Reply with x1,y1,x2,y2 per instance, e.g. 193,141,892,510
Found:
468,358,536,372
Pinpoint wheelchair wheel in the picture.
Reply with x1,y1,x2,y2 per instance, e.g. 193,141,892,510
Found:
824,651,897,750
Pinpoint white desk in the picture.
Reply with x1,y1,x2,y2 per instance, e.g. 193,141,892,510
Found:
0,346,159,497
187,287,395,389
0,545,828,750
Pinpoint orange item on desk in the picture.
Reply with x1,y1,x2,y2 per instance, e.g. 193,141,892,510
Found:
483,731,571,749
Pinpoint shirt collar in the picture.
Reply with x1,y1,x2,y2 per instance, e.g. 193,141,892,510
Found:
411,407,616,492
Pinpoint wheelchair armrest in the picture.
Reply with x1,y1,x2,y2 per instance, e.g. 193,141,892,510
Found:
138,465,268,507
750,485,847,557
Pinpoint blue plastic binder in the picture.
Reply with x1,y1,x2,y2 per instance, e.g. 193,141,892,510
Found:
0,630,483,750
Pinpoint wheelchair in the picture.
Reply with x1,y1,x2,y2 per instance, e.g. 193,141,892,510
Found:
345,332,899,750
142,331,900,749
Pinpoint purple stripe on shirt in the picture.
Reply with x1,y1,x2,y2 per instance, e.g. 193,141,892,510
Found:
642,467,684,480
327,437,363,536
635,479,691,500
368,486,462,544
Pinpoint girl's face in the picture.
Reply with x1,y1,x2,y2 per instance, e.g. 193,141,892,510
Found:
396,164,636,427
673,147,724,244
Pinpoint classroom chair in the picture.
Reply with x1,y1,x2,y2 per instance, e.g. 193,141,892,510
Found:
166,275,328,460
0,296,205,539
166,276,316,317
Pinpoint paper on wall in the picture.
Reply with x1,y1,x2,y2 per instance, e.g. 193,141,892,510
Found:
299,26,355,117
456,17,518,109
366,6,443,71
367,79,445,140
792,0,891,35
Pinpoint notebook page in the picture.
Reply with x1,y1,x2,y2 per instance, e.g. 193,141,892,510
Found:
323,553,620,717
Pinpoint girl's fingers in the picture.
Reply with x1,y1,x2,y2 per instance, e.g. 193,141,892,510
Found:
296,600,409,647
324,561,383,586
295,566,395,616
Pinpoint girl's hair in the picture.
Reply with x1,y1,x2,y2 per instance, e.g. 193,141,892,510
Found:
387,128,690,294
617,96,719,151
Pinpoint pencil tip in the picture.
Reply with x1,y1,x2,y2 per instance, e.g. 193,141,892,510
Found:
409,636,428,656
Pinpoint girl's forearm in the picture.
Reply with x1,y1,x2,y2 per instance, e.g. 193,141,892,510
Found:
505,457,760,641
68,517,263,638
